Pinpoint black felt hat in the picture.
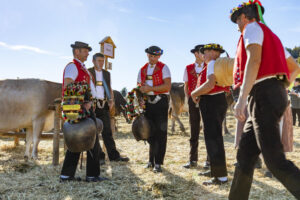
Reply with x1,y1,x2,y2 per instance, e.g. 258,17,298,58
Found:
71,41,92,51
145,46,163,56
191,44,205,53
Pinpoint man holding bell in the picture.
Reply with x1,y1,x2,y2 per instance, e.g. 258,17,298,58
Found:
137,46,171,173
191,43,230,185
60,41,107,182
88,53,129,164
228,1,300,199
182,45,209,170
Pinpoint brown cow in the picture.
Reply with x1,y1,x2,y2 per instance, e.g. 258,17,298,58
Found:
0,79,61,160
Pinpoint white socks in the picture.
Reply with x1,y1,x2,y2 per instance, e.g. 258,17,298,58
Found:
217,177,228,181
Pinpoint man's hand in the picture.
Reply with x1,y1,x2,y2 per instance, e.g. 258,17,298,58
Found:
140,85,152,93
234,97,247,122
191,92,200,104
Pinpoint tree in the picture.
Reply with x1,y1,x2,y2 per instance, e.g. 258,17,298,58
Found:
286,46,300,59
120,87,128,97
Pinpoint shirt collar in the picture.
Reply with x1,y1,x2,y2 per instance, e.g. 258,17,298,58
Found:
74,58,85,67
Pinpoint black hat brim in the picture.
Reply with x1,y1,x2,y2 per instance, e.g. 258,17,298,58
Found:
231,5,265,23
71,44,92,52
145,48,162,56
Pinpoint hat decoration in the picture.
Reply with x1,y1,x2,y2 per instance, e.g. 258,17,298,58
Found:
230,0,266,25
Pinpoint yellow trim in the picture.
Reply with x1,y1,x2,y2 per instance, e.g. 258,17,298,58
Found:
62,104,81,111
65,112,79,120
64,95,84,100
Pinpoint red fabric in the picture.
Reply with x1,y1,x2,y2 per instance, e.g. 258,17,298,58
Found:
62,59,93,96
186,63,198,96
140,61,168,95
197,63,229,94
233,22,290,89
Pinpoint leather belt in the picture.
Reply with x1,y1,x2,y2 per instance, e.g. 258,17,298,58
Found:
146,75,153,80
96,81,103,86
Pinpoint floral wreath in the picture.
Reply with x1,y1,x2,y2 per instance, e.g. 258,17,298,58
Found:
204,44,223,50
230,0,266,25
62,81,93,124
126,84,148,122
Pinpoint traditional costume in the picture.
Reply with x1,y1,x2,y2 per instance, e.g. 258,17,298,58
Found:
60,41,106,182
183,45,209,169
88,63,129,163
194,44,230,185
137,46,171,173
228,2,300,199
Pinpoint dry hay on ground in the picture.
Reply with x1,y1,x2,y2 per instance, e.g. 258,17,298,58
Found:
0,112,299,200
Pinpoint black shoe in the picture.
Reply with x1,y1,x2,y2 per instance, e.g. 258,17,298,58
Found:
264,171,273,178
203,161,210,170
85,176,109,182
203,177,228,186
145,162,154,169
60,176,81,182
183,161,197,169
153,164,162,173
112,156,130,162
100,159,106,166
198,170,212,177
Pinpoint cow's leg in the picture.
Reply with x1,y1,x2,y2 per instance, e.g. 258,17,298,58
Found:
175,116,186,134
171,117,176,135
32,118,45,160
24,127,33,161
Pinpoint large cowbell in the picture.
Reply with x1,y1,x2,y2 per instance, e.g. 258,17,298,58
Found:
131,114,150,141
63,118,103,152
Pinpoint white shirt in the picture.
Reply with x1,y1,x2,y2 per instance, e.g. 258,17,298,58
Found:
243,21,291,59
183,62,203,82
94,70,105,99
63,58,96,98
137,63,171,95
206,60,216,78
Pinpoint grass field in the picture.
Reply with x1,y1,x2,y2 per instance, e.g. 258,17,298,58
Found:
0,112,299,200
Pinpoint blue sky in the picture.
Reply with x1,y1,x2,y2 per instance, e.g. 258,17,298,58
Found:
1,0,299,90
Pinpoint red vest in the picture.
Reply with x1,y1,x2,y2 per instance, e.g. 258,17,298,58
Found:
233,22,290,89
197,63,229,94
62,59,92,96
186,63,199,96
140,61,168,95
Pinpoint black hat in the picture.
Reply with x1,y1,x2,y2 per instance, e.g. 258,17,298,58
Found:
230,2,265,23
191,44,204,53
200,43,225,54
145,46,163,56
71,41,92,51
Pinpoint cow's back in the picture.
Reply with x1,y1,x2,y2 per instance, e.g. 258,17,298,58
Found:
0,79,61,131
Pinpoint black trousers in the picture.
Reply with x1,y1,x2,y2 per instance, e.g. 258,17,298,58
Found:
229,79,300,200
61,114,101,177
145,95,169,165
95,102,120,161
188,97,201,162
292,108,300,126
200,93,228,177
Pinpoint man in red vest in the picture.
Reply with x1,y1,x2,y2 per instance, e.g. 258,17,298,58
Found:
191,43,230,185
228,2,300,199
60,41,108,182
137,46,171,173
182,45,209,169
